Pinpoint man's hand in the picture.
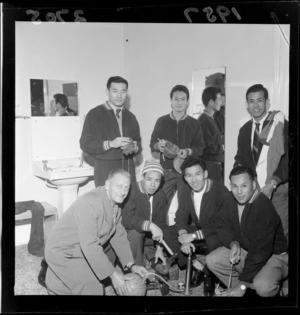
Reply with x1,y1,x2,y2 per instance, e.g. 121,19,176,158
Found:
261,184,274,199
218,284,247,297
155,245,166,265
110,137,132,149
180,242,195,255
229,242,241,264
178,233,194,244
177,148,189,159
157,139,166,153
149,223,163,242
110,271,130,296
131,265,148,278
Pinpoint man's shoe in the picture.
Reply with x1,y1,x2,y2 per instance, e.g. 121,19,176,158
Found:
190,269,205,288
37,259,48,288
203,275,215,297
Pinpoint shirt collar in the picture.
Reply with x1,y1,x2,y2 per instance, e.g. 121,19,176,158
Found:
170,111,188,121
105,101,123,113
252,111,269,127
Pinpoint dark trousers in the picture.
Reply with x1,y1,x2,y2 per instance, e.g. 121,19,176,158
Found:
163,225,208,269
162,170,187,205
204,161,223,183
126,229,157,266
93,158,136,187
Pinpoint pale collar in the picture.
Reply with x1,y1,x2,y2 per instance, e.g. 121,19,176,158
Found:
252,112,269,127
105,101,123,113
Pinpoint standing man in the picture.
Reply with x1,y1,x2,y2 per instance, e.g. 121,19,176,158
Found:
206,166,288,297
150,85,205,203
234,84,288,241
163,156,229,296
45,169,148,295
198,86,224,183
80,76,142,187
121,160,169,276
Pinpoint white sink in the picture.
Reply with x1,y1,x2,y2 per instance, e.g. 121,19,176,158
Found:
33,158,94,217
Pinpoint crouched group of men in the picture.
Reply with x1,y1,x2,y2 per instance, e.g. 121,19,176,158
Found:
38,76,288,297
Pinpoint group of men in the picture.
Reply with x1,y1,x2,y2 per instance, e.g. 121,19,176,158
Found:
39,76,288,297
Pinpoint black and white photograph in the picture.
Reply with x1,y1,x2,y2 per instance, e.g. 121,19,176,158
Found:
1,1,299,314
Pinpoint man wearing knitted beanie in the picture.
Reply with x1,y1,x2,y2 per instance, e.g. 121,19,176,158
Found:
121,160,170,276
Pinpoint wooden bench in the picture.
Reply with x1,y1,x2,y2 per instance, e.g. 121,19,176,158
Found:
15,202,57,244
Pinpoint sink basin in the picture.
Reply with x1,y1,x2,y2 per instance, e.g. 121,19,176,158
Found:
33,159,94,182
33,158,94,217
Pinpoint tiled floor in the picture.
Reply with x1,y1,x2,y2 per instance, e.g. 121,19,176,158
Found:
14,244,205,296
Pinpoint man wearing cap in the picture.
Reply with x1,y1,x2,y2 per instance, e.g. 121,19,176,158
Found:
163,156,229,296
150,85,205,204
121,160,170,275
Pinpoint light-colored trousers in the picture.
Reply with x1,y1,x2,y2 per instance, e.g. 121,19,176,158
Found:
206,246,288,297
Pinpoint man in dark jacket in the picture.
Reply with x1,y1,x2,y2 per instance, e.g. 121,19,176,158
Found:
80,76,142,186
121,160,169,275
198,86,224,183
163,156,229,296
150,85,205,203
206,166,288,297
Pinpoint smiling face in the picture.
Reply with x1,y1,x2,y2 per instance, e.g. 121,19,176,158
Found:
230,173,256,205
171,91,189,114
246,91,269,122
105,173,131,204
184,164,208,192
142,171,162,195
107,82,128,108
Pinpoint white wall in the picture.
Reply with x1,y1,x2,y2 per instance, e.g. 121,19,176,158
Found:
15,22,125,205
123,23,289,187
15,22,290,209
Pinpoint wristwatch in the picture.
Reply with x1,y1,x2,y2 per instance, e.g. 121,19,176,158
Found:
192,233,197,240
240,284,247,291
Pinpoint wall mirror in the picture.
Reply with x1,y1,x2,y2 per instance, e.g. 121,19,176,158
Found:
30,79,79,117
189,66,226,180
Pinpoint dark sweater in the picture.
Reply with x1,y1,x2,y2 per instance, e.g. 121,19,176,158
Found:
121,182,168,233
150,114,205,170
198,112,224,162
217,191,288,284
80,104,141,160
175,179,229,253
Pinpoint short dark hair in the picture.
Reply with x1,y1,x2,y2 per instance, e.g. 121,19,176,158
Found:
53,94,69,108
107,76,128,90
246,84,268,100
229,165,257,181
201,86,222,107
170,85,190,100
181,156,207,174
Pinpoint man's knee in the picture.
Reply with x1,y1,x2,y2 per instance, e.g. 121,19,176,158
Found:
206,249,221,271
252,278,280,297
127,229,144,243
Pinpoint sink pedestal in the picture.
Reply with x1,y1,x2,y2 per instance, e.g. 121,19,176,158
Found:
50,176,89,217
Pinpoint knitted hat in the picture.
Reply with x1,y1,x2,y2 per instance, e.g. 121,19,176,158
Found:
142,160,164,176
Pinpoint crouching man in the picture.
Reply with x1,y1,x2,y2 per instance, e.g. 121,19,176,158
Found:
45,169,147,295
206,166,288,297
163,156,229,296
121,160,170,276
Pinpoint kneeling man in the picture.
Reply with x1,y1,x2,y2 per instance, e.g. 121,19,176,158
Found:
206,166,288,297
121,160,169,275
45,169,147,295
